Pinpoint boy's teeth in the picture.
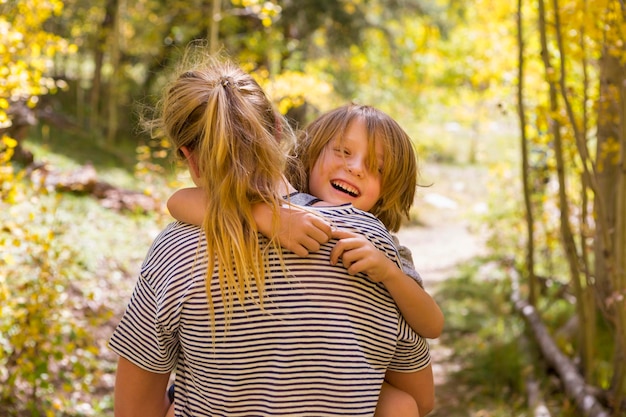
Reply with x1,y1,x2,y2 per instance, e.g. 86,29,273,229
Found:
332,181,359,197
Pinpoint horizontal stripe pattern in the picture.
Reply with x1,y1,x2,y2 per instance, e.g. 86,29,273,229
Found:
109,202,430,416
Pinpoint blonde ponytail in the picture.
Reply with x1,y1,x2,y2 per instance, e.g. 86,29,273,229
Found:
150,49,294,327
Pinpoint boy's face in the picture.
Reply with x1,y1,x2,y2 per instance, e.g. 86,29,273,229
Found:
309,118,382,212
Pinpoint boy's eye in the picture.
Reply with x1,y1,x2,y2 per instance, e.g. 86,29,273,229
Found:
333,147,350,156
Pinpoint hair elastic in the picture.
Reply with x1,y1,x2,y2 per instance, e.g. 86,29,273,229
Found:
220,76,232,88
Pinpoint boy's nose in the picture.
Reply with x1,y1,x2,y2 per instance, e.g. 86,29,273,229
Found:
346,160,365,178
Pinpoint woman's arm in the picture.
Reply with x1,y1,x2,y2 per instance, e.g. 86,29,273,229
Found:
330,230,444,339
167,187,333,256
114,357,171,417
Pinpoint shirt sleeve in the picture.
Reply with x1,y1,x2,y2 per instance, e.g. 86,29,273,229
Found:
108,274,179,374
388,320,431,372
392,234,424,288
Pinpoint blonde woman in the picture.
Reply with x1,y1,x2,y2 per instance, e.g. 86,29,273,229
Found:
110,49,431,417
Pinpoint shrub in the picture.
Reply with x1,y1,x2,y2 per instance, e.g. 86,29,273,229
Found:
0,157,103,416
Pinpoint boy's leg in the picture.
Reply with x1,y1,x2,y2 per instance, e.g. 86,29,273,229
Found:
384,365,435,416
165,383,175,416
374,380,420,417
166,402,175,417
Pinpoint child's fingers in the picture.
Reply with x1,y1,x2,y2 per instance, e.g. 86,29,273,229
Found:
299,234,324,254
284,234,323,256
288,243,310,257
329,240,347,266
330,229,359,240
306,222,332,245
309,216,333,240
329,237,361,267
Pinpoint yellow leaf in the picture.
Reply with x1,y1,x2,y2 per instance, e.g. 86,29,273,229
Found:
2,136,17,148
2,253,14,265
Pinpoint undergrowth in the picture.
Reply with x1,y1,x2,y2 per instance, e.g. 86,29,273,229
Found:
0,132,176,416
432,258,584,417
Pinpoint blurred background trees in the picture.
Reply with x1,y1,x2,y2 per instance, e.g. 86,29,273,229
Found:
1,0,624,415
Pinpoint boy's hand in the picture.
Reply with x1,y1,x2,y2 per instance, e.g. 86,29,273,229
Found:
270,205,333,256
329,229,394,283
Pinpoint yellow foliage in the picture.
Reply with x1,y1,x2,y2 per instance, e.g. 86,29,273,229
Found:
598,137,621,171
1,136,17,149
230,0,281,26
0,0,75,128
0,188,105,414
258,70,337,116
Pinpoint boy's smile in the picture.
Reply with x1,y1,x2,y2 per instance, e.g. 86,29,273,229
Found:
331,179,360,197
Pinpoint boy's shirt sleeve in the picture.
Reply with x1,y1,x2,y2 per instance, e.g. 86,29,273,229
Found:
392,234,424,288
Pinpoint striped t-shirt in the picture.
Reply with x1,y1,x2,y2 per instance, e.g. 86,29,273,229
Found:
109,201,430,416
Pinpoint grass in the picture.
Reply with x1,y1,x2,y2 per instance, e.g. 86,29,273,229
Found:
22,124,180,277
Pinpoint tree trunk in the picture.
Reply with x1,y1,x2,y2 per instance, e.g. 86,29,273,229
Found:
90,0,117,133
538,0,592,375
210,0,222,53
106,0,121,145
511,270,611,417
551,0,597,383
31,163,159,213
517,0,537,305
595,36,626,417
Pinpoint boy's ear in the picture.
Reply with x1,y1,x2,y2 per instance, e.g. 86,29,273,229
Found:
180,146,200,179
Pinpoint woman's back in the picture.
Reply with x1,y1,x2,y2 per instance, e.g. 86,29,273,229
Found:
110,201,430,416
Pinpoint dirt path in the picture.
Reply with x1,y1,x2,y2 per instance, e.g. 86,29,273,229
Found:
395,163,489,415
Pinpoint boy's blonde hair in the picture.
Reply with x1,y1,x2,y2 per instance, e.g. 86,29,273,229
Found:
149,49,294,323
288,104,418,232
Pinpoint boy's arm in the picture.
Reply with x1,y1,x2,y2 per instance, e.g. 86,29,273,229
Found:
330,230,444,339
379,265,444,338
251,203,332,256
167,188,333,256
167,187,206,225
